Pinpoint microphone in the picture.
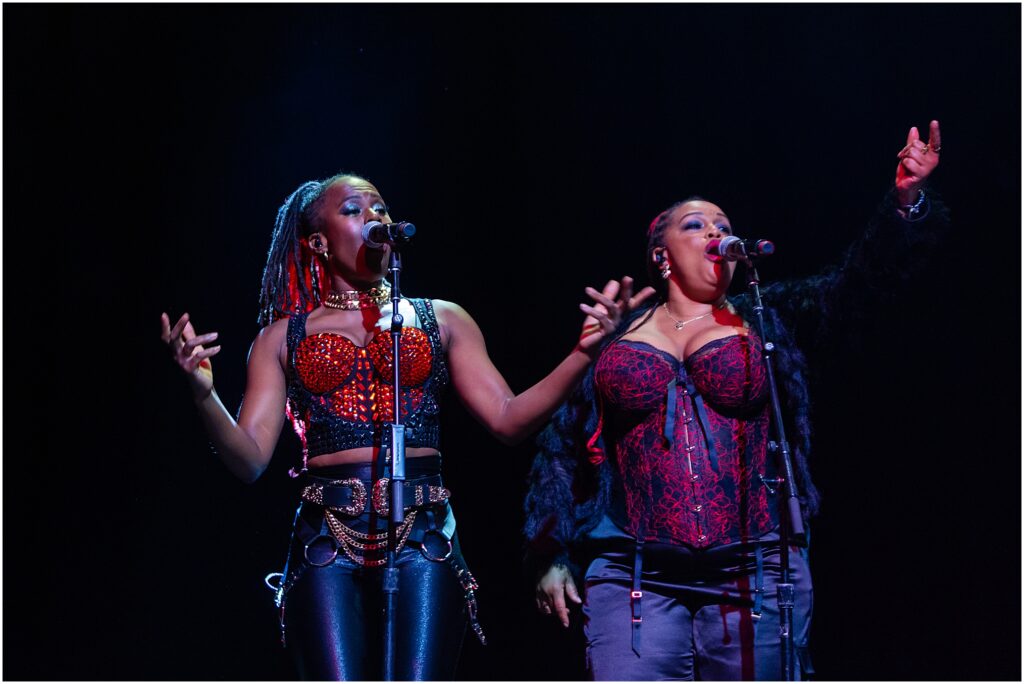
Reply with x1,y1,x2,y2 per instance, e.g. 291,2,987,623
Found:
361,221,417,249
707,236,775,261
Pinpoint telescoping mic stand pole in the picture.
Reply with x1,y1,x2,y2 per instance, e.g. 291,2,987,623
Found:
382,240,406,682
738,246,807,681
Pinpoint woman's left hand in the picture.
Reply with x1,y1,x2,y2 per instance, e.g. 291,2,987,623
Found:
577,276,656,354
895,119,941,205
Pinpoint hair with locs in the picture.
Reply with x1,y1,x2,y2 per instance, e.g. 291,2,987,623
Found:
257,173,373,326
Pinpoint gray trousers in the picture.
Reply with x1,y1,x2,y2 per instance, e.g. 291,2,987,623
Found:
581,519,812,681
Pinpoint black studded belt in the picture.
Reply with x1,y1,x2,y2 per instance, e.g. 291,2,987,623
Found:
301,474,450,517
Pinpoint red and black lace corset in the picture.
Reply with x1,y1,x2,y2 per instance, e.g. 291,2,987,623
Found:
285,298,448,463
594,334,777,548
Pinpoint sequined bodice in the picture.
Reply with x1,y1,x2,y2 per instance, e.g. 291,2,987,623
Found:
594,334,777,548
286,299,448,460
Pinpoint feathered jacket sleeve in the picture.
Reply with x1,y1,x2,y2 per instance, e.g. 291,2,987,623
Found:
737,188,951,346
727,187,951,516
522,372,612,580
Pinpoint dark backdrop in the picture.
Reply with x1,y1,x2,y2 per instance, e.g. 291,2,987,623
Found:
4,3,1020,680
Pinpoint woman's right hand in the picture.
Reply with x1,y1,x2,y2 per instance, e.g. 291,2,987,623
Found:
577,276,656,356
535,564,582,628
161,312,221,400
895,120,941,206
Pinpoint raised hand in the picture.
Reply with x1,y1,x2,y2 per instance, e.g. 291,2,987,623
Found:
895,120,941,205
578,276,657,353
160,312,221,399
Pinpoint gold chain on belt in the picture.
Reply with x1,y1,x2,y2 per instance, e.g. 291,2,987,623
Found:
324,508,418,567
303,476,451,568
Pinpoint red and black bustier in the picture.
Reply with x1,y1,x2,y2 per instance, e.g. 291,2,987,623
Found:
594,335,777,548
285,299,448,463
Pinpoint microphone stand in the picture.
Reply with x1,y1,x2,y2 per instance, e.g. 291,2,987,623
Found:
739,250,806,681
382,245,406,681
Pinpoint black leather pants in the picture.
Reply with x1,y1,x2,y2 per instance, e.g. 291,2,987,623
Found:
273,459,473,681
283,528,468,680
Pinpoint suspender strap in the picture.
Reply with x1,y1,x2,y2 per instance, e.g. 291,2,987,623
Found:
686,377,719,473
663,378,677,445
296,506,329,545
666,371,720,474
418,505,454,562
631,539,645,656
752,541,764,620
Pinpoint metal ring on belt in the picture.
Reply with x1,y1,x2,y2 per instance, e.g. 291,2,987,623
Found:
419,528,454,562
303,533,341,567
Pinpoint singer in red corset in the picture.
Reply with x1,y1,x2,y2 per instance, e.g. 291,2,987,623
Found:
160,172,654,680
526,121,945,680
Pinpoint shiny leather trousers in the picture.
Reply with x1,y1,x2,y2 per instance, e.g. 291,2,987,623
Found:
279,505,468,680
582,523,813,681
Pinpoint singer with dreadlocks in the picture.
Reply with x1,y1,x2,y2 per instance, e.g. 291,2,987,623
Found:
160,173,654,680
525,121,946,680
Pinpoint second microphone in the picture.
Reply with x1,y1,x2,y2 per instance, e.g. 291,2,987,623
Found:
707,236,775,261
362,221,416,249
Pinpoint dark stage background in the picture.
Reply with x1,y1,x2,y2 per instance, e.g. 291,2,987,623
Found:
4,3,1021,681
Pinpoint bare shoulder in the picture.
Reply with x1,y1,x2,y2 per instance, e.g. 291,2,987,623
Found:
429,299,479,348
250,316,291,368
430,298,472,322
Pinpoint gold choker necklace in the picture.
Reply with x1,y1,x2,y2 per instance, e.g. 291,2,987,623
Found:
324,283,392,310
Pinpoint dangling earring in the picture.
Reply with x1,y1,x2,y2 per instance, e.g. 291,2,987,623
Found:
308,239,327,304
656,254,671,280
309,255,322,303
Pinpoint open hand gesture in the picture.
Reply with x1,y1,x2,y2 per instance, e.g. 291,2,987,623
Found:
160,312,221,400
578,276,656,354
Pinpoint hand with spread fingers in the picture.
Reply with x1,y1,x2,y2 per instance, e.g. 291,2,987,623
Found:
536,564,582,628
160,312,220,400
577,276,656,354
896,119,942,208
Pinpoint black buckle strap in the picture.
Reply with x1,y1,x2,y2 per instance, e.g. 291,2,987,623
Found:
302,474,448,515
419,505,453,562
631,539,644,656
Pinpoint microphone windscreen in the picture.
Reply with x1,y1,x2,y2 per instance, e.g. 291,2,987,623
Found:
362,221,386,248
716,236,742,255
